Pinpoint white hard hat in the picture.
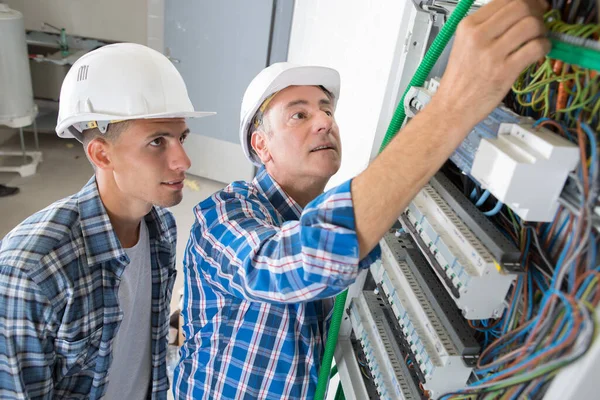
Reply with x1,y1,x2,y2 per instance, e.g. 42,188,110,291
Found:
239,62,340,166
56,43,214,141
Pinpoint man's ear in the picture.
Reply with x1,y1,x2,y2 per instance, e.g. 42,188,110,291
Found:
250,130,272,164
87,138,113,170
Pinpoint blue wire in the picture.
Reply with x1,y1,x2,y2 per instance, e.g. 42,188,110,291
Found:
576,275,596,298
541,207,562,243
532,269,549,292
541,223,552,242
476,190,491,207
569,261,576,293
542,290,575,347
478,292,555,373
527,269,534,321
476,322,534,374
529,380,546,398
523,228,532,266
513,211,521,224
548,215,570,254
470,188,477,201
476,290,572,384
484,200,504,217
552,233,574,287
547,292,575,347
503,277,523,335
589,232,597,272
580,122,598,178
509,388,523,400
549,309,571,343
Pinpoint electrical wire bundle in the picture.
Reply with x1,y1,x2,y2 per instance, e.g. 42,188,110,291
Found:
510,10,600,128
440,3,600,398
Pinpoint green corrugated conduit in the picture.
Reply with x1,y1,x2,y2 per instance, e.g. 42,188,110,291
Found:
314,1,475,399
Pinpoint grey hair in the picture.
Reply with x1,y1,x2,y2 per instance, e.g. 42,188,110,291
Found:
248,85,335,162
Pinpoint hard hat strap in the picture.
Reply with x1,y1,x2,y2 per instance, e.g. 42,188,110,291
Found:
72,119,125,134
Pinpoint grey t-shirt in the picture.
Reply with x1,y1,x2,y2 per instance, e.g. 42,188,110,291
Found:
104,219,152,399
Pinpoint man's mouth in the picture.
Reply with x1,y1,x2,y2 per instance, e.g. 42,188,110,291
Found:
310,145,335,152
161,179,185,190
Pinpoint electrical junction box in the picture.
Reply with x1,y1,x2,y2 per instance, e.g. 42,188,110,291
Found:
405,79,580,222
470,122,580,222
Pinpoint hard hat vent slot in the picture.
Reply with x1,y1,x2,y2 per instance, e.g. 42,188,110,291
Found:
77,65,89,82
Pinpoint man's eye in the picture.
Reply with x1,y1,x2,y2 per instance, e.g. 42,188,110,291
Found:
180,135,187,144
325,110,333,117
150,138,164,147
291,112,306,120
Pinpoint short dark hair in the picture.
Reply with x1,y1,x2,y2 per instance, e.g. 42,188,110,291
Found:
81,121,131,168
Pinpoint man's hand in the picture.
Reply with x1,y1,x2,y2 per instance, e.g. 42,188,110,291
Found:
352,0,551,260
433,0,551,130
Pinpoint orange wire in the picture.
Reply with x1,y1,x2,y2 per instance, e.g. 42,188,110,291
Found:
555,61,571,112
576,120,590,198
556,218,575,259
501,291,558,369
544,206,563,248
573,270,600,305
520,265,530,326
490,293,584,382
419,382,431,399
537,120,566,136
489,318,580,382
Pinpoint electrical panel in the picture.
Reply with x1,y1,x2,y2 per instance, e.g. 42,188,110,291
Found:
336,1,599,399
405,79,580,222
401,183,517,319
348,291,423,399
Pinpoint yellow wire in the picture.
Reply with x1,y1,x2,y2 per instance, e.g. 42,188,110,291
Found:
581,277,599,301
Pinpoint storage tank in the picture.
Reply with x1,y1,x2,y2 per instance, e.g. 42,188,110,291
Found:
0,4,37,128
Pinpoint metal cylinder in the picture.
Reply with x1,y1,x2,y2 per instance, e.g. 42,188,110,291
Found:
0,4,37,128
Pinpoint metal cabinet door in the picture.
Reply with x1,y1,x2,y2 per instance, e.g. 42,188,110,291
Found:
165,0,274,182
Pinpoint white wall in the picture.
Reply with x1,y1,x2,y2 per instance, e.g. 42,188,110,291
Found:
287,0,409,189
5,0,148,43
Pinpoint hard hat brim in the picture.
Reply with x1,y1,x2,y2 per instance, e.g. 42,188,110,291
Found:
56,110,216,139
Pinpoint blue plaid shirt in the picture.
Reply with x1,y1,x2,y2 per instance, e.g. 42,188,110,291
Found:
174,167,380,399
0,176,177,399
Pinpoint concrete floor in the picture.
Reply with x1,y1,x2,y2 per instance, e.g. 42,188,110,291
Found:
0,127,226,315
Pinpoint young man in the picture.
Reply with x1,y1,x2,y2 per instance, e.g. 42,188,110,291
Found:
174,0,551,398
0,43,213,399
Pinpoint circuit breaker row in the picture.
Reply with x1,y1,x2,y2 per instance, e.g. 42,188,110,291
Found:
346,174,521,399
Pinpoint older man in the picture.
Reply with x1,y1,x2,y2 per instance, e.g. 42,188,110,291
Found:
174,0,550,398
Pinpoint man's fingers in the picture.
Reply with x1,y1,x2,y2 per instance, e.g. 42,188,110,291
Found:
506,36,551,74
468,0,513,25
469,0,547,26
481,0,546,41
492,15,548,59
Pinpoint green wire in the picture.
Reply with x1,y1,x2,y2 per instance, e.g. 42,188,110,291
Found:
507,208,520,236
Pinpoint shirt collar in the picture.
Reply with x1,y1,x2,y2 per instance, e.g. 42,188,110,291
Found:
253,166,303,221
76,176,169,267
